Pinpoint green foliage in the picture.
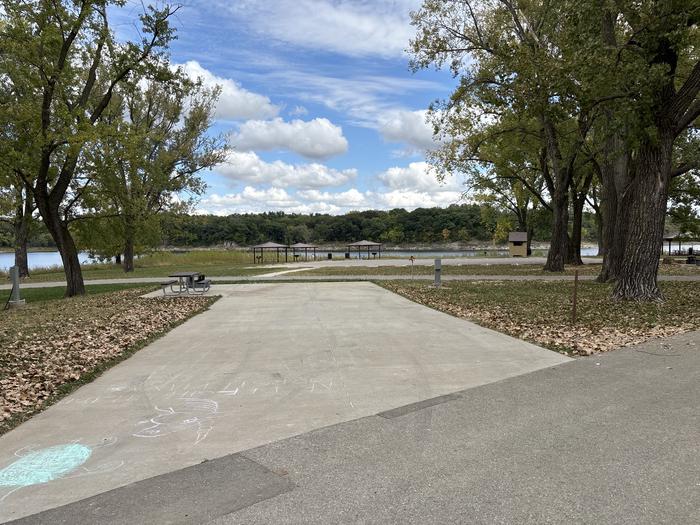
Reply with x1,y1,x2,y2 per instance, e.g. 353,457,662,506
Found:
75,73,225,259
157,204,515,247
0,0,181,292
668,172,700,236
493,216,512,244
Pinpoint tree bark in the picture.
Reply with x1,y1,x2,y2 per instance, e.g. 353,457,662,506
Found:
123,238,135,273
540,116,578,272
612,136,673,301
13,198,31,278
596,132,630,283
568,171,593,266
569,197,584,266
123,216,135,272
13,223,29,278
544,191,568,271
34,196,85,297
594,207,604,257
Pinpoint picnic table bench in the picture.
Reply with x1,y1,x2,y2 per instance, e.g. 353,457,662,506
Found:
162,272,211,295
161,279,178,295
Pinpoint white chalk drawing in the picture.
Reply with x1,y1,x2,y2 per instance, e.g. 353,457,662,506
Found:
0,438,123,503
134,398,219,445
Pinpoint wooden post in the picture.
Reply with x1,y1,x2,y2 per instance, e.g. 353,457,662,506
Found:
571,269,579,324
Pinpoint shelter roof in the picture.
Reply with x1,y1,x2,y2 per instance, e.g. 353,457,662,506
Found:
252,242,287,249
347,240,382,247
663,233,699,241
508,232,528,242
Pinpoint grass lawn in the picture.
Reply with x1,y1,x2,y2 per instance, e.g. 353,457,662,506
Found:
3,283,149,304
0,286,217,435
380,280,700,356
0,250,276,283
304,262,700,277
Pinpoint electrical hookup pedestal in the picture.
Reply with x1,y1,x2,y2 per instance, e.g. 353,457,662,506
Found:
7,265,26,309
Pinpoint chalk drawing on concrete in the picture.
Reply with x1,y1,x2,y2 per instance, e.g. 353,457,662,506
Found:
0,444,91,489
0,437,123,503
134,398,219,445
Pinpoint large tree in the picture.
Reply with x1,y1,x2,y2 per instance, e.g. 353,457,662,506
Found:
410,0,699,299
0,0,179,296
586,1,700,299
410,0,591,272
77,75,225,272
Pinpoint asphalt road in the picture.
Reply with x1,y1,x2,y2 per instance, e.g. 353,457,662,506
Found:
11,330,700,524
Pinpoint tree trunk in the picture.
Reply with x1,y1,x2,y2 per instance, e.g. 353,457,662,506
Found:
14,211,30,279
123,217,135,273
597,133,630,283
123,237,135,273
612,137,672,301
35,200,85,297
14,226,29,278
12,188,32,278
540,115,576,272
568,172,593,266
544,192,568,271
594,208,604,257
115,254,121,265
569,196,584,266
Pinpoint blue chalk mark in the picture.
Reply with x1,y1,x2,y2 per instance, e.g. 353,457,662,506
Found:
0,444,91,487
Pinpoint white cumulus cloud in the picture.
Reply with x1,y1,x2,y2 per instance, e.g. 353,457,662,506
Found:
230,118,348,159
179,61,279,121
378,109,436,151
376,190,462,209
297,188,368,207
216,151,357,189
378,162,462,192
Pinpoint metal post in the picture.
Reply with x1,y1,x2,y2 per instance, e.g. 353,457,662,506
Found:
8,266,25,308
434,258,442,287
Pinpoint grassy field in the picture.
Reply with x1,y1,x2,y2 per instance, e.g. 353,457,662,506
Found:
304,262,700,277
0,286,217,434
0,250,277,283
380,280,700,356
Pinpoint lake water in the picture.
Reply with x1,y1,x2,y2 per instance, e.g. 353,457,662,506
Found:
0,251,94,271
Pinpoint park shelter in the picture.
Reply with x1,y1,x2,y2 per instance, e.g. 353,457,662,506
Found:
251,242,288,263
347,240,382,259
508,232,528,257
663,234,699,255
290,242,318,261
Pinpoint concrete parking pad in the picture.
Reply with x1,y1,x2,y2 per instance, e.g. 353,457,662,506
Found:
0,282,568,521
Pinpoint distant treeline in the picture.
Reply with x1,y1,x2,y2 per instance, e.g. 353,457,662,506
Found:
0,204,600,250
160,204,598,247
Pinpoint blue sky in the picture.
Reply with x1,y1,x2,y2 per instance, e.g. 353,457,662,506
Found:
115,0,465,214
